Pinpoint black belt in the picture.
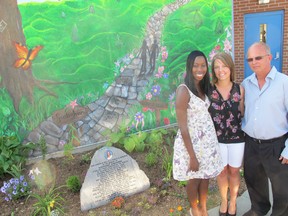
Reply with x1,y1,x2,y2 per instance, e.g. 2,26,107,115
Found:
246,133,287,144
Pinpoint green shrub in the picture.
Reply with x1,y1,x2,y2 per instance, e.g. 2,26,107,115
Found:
38,135,47,160
27,185,65,216
66,175,81,193
145,152,158,167
0,136,36,178
161,146,173,181
80,153,91,164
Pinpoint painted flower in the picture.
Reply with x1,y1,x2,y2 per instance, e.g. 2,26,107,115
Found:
163,73,169,79
151,85,161,96
155,73,163,78
169,92,175,102
146,92,152,100
163,117,170,125
59,140,66,146
69,100,78,109
209,49,217,62
114,60,120,67
162,51,168,62
103,81,109,89
135,112,144,122
158,66,165,73
122,55,131,65
223,38,232,53
135,112,145,130
215,45,221,50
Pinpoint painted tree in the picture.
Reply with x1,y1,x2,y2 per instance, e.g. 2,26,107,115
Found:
0,0,58,113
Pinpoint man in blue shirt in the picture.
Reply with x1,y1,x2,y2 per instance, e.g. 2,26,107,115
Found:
242,42,288,216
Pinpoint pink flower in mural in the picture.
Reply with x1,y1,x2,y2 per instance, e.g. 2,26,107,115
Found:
146,92,152,100
155,72,163,78
209,49,217,61
158,66,165,73
215,45,221,50
69,100,78,109
163,117,170,125
223,38,232,53
161,51,168,62
161,46,167,52
59,140,66,146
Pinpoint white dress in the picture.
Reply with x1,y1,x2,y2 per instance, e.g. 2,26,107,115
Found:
173,84,223,180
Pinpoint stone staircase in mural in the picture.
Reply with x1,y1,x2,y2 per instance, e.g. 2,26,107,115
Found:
26,0,191,157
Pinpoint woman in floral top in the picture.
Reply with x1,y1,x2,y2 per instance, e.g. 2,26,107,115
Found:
208,52,245,216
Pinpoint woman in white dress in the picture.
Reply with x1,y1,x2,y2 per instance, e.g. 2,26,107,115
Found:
173,50,223,216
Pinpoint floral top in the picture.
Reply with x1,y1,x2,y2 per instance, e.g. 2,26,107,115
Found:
208,82,244,143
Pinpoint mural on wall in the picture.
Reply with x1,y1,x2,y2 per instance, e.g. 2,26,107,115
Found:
0,0,232,156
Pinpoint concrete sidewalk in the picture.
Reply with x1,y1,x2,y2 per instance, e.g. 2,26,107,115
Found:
208,183,273,216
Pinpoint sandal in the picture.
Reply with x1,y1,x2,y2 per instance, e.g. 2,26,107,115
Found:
189,208,193,216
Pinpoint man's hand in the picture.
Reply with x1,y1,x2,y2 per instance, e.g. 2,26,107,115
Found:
279,156,288,164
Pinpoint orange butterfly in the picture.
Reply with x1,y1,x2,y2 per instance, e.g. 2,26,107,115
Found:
13,42,43,70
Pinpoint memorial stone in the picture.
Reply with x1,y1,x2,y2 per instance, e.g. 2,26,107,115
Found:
80,146,150,211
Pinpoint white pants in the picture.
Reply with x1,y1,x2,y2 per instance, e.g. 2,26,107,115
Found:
219,142,245,168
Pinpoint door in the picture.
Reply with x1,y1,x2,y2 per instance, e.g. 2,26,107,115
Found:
244,10,284,77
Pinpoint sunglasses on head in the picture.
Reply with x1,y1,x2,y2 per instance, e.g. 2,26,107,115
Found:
246,54,269,62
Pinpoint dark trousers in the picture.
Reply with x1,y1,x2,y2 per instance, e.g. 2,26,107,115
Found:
244,135,288,216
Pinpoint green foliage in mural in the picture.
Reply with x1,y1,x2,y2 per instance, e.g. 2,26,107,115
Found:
6,0,173,137
162,0,232,92
1,0,232,140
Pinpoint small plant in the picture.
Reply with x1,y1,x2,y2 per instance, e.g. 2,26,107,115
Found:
80,153,91,164
6,163,23,178
0,136,36,177
162,146,173,181
123,131,147,153
38,135,47,160
63,142,74,160
177,181,188,187
145,152,158,167
111,196,125,209
66,175,81,193
145,130,163,156
103,123,128,148
0,175,31,201
27,185,65,216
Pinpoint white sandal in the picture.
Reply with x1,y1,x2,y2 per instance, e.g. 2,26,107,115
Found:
189,208,193,216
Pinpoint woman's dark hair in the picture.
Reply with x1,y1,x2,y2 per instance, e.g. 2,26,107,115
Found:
184,50,210,97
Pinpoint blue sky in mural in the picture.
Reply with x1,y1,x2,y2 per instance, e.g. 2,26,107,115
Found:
17,0,60,4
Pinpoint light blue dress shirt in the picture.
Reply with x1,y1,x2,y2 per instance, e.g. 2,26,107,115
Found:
242,66,288,158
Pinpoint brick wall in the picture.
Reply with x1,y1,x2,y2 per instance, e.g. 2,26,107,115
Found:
233,0,288,83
